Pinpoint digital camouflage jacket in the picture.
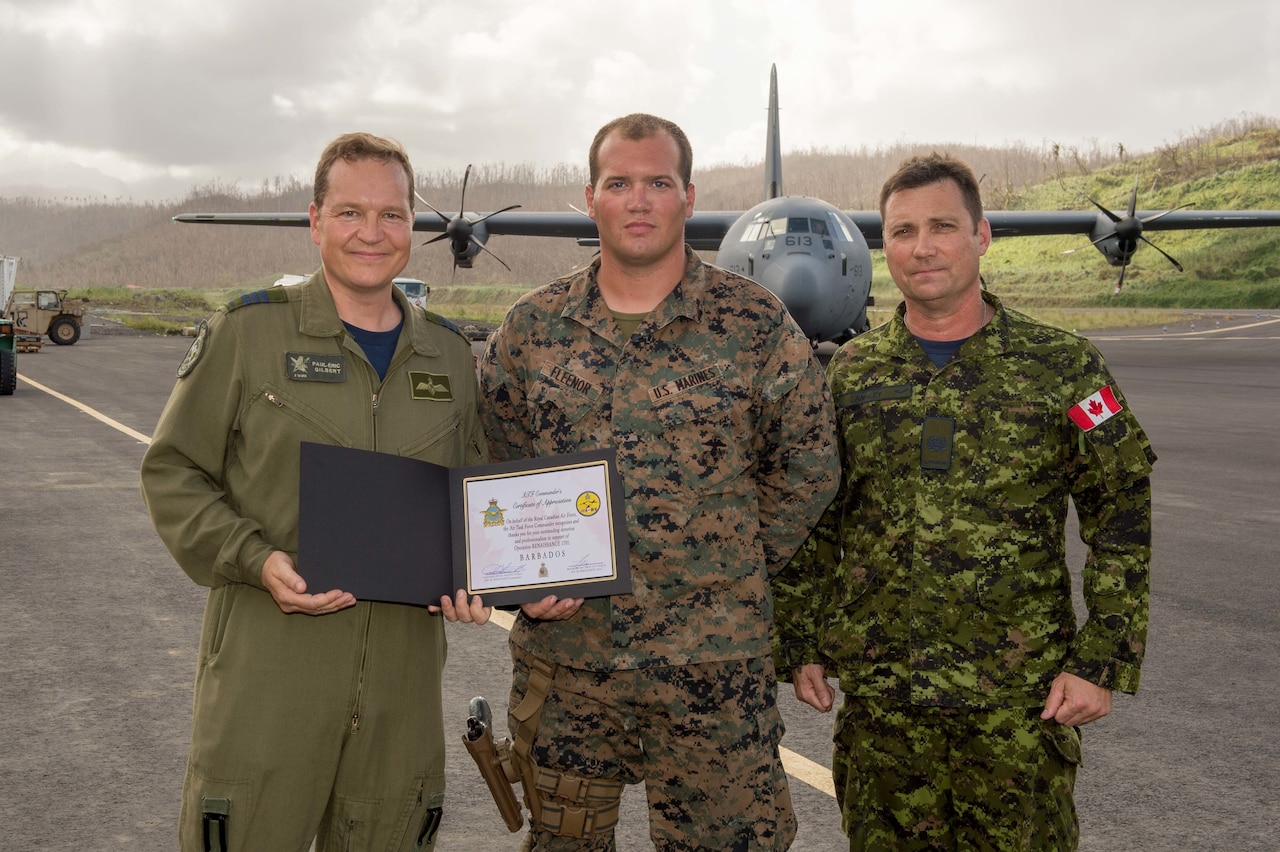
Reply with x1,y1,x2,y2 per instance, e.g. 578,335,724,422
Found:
773,294,1155,707
480,248,839,671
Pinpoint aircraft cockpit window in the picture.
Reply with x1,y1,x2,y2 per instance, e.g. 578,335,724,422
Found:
786,218,810,234
809,218,829,236
826,213,854,242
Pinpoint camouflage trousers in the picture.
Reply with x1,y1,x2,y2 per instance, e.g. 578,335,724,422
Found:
509,644,796,851
832,698,1081,851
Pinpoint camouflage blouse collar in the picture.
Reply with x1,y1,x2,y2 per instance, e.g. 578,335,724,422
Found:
561,245,706,333
880,291,1011,362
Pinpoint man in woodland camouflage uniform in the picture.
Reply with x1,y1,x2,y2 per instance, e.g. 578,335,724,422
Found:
479,113,839,851
773,152,1155,851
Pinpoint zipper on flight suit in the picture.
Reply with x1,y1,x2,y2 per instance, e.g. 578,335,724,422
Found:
350,602,373,733
352,361,383,734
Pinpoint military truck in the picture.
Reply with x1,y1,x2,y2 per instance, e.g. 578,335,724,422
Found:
1,255,86,347
3,288,86,346
1,315,17,395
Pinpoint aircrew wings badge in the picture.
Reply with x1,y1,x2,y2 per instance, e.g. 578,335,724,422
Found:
1068,385,1122,431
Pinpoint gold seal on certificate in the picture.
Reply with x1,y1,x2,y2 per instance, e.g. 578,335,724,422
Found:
576,491,601,516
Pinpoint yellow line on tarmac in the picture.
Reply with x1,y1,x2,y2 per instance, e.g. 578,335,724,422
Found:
1100,316,1280,340
18,374,152,444
485,610,836,797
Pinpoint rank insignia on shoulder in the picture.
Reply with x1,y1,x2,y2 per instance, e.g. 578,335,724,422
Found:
176,320,209,378
1068,385,1123,432
225,288,291,312
424,310,463,337
410,371,453,401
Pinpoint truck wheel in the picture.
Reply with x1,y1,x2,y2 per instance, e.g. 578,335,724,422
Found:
49,317,80,345
0,349,15,395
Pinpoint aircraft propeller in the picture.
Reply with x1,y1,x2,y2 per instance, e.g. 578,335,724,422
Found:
417,164,521,275
1065,177,1191,295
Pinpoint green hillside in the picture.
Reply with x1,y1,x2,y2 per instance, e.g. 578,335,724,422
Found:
976,128,1280,307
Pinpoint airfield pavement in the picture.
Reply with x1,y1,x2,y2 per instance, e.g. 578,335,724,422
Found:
1,310,1278,850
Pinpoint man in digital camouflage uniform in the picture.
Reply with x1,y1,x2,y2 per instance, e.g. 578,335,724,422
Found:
141,132,489,852
479,113,840,851
773,152,1155,851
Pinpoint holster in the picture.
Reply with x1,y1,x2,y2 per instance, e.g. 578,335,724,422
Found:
462,697,524,832
507,656,623,840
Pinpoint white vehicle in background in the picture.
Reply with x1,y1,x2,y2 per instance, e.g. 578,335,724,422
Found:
393,278,429,309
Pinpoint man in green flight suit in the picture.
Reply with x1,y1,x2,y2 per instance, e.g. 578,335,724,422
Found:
773,152,1156,851
141,132,490,851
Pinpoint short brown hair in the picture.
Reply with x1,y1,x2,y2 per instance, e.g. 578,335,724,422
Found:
879,152,983,232
588,113,692,189
313,132,415,211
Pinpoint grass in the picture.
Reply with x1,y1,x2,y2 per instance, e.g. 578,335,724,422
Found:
78,287,221,334
81,280,1236,337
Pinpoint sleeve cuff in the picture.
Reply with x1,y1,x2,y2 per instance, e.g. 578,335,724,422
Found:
1063,656,1143,695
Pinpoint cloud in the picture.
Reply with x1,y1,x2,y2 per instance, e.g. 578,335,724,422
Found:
0,0,1274,201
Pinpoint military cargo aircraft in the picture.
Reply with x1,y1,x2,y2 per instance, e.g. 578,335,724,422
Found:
175,65,1280,344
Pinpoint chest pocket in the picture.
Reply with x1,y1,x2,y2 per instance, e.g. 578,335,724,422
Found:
399,410,466,463
963,400,1061,491
650,382,748,492
245,381,350,448
835,384,910,479
526,375,602,454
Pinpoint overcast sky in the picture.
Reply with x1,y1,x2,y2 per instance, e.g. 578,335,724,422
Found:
0,0,1275,201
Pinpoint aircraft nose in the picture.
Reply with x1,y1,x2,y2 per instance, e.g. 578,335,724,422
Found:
760,253,824,338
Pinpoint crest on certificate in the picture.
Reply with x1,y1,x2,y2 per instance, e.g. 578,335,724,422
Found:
482,498,507,527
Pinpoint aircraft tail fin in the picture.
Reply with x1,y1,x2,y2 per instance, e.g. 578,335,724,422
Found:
764,64,783,200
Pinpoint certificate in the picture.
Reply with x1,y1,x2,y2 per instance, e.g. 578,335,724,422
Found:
298,443,631,608
461,454,626,601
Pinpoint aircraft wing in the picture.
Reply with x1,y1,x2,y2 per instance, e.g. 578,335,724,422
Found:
846,209,1280,250
173,210,744,251
174,213,313,227
177,205,1280,255
175,208,1280,253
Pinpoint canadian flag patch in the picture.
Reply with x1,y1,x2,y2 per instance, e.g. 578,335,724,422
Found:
1068,385,1123,432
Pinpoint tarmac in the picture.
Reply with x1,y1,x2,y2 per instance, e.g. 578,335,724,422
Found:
2,310,1278,850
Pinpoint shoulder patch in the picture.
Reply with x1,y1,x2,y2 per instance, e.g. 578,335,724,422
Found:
225,287,291,312
176,320,209,378
1068,385,1122,432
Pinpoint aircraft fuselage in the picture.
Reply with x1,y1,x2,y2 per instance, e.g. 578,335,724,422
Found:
715,195,873,343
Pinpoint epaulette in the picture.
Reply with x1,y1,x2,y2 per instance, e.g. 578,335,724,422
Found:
225,287,292,312
423,309,470,343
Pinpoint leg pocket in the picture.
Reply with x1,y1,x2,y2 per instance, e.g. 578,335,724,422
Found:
1030,719,1081,850
178,769,255,852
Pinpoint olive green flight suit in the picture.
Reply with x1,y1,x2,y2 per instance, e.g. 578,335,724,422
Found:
141,272,486,851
